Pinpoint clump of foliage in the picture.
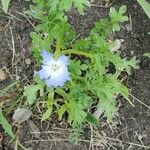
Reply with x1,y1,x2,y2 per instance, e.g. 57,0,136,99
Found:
24,0,139,142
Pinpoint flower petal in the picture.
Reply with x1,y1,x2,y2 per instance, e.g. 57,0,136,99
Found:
45,69,70,88
37,66,50,79
57,55,69,66
35,50,70,87
41,49,53,64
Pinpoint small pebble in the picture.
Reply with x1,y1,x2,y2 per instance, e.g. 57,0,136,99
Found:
125,24,132,32
25,58,32,65
0,69,6,81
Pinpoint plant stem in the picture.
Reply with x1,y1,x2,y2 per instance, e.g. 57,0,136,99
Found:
54,37,62,58
61,49,92,58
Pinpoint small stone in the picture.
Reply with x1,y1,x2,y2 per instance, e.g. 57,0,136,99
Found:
13,108,32,124
125,24,132,32
25,58,32,65
0,69,6,81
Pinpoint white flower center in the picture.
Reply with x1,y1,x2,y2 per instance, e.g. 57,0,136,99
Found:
50,63,60,72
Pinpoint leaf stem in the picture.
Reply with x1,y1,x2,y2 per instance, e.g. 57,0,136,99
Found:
54,37,62,58
61,49,92,58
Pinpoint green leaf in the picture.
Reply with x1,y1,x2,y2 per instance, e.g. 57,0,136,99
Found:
119,84,134,106
86,113,99,126
74,0,90,14
55,88,68,99
60,0,72,11
69,127,83,144
42,109,52,121
24,79,45,105
109,5,128,31
137,0,150,18
42,88,54,121
98,98,118,123
58,104,67,120
1,0,10,14
66,86,91,127
111,54,139,75
91,19,112,36
30,32,53,63
69,60,82,76
25,5,46,21
74,38,92,51
46,0,60,13
60,0,90,14
144,53,150,58
0,109,15,139
68,100,87,127
80,64,88,71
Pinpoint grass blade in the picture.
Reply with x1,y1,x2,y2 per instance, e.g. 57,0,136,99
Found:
0,109,15,139
137,0,150,18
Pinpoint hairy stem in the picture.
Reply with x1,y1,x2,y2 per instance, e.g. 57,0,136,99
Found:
54,37,62,58
61,49,92,58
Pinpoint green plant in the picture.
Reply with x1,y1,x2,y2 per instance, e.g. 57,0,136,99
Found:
144,53,150,58
0,104,15,139
1,0,11,14
24,0,139,142
0,82,19,138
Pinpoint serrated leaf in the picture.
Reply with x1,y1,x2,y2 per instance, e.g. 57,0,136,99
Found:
91,19,112,36
58,104,67,120
41,109,52,121
98,98,118,123
60,0,72,11
69,60,81,76
13,108,32,124
60,0,90,14
24,85,40,104
144,53,150,58
111,53,139,75
86,113,99,126
0,109,15,139
80,64,88,71
109,5,128,31
55,88,68,99
41,89,54,121
74,0,90,14
119,84,134,106
68,101,87,127
24,79,45,104
67,87,91,127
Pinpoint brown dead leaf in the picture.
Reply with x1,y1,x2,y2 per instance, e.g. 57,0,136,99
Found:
0,69,6,81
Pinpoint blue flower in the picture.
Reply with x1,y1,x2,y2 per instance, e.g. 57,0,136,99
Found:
35,50,70,87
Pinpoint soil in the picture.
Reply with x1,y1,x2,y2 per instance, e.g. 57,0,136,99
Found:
0,0,150,150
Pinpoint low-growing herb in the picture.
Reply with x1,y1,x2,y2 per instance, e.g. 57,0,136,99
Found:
24,0,139,142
